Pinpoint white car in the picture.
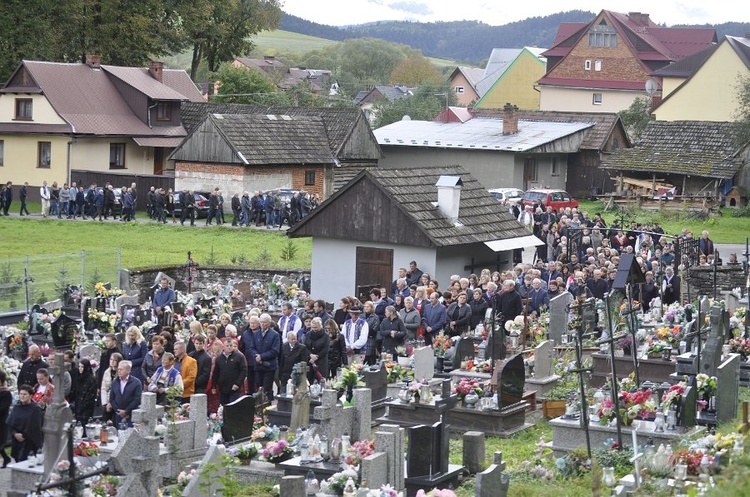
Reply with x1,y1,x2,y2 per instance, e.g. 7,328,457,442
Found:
488,188,524,203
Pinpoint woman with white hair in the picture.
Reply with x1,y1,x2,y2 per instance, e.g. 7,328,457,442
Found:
123,326,148,383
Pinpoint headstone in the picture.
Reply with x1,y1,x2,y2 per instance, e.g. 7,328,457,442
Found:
679,384,697,428
497,354,525,407
716,353,740,423
363,365,388,401
361,452,388,490
721,291,739,314
532,340,554,378
407,421,449,477
440,378,453,400
290,362,311,433
374,424,405,491
462,431,485,474
700,308,725,378
111,429,161,497
351,388,372,442
313,389,351,443
43,352,75,475
549,292,573,344
475,452,510,497
454,337,475,369
118,269,131,293
79,343,102,364
221,395,255,443
116,295,139,315
182,445,225,497
189,394,209,449
413,346,435,381
581,299,597,336
279,475,306,497
50,312,80,348
154,271,176,289
132,392,165,436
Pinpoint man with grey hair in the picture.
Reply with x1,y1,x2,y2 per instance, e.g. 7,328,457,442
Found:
109,360,142,427
249,313,281,401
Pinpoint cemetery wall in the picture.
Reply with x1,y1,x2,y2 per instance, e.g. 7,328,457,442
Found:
683,265,746,300
127,265,310,302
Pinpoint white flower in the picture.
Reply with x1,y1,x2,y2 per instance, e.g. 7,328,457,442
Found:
514,315,526,326
155,424,167,436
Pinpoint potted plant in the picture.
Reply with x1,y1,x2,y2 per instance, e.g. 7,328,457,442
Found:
262,439,294,465
541,377,577,418
232,443,260,465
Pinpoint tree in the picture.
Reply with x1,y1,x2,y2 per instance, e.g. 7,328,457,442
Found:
187,0,282,80
390,55,443,86
373,83,456,129
733,75,750,147
619,96,653,142
338,38,406,89
212,64,288,105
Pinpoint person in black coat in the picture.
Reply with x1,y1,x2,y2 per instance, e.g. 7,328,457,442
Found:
498,280,523,334
279,332,310,388
638,271,659,311
19,182,30,216
211,338,248,405
303,318,331,382
325,320,347,379
75,358,98,436
231,193,242,226
17,344,48,391
190,335,213,394
469,289,489,330
2,181,11,216
378,306,407,356
662,267,681,306
0,370,12,467
446,292,472,337
8,384,43,462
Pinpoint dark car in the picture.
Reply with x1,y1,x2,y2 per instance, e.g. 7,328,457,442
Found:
172,192,210,219
522,189,579,213
95,187,122,216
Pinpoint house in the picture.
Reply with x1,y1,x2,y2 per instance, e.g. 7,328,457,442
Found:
0,56,204,198
599,120,750,197
286,165,541,303
537,10,716,113
353,84,413,124
472,108,631,197
233,56,332,95
177,102,381,197
373,104,595,191
651,36,750,122
473,48,547,110
448,66,484,106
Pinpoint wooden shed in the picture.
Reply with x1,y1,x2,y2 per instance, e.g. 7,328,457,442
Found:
725,186,748,208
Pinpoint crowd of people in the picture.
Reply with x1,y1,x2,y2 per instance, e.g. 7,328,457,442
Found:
0,180,321,228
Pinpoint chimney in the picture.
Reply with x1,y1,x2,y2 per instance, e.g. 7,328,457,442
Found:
628,12,651,26
148,61,164,83
503,103,519,135
85,54,101,69
435,176,463,224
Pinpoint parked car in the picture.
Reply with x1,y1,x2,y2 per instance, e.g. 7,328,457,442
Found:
488,188,524,203
172,192,210,219
522,189,579,212
95,187,122,216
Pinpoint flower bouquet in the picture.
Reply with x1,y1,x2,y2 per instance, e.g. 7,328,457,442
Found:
262,439,294,464
505,315,525,334
654,325,681,346
660,382,686,411
230,442,260,464
599,389,655,426
416,489,457,497
454,378,483,402
645,339,669,358
344,439,375,467
385,362,414,383
334,365,365,391
323,468,359,495
432,332,451,358
251,424,280,442
208,405,223,438
74,440,100,457
176,468,197,491
728,337,750,360
91,475,120,496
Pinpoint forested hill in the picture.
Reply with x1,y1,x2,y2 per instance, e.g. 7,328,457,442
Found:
280,12,750,64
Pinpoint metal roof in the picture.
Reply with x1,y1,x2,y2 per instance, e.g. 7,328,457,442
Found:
374,117,594,153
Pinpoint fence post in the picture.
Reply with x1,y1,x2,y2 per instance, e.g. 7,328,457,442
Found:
81,250,86,290
117,247,122,282
24,256,30,314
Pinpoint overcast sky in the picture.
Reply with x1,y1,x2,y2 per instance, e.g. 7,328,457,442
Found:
281,0,744,27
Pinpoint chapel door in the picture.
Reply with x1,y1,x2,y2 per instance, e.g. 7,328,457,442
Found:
355,247,393,301
153,148,164,175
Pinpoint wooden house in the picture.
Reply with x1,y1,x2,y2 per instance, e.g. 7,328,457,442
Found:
286,165,541,303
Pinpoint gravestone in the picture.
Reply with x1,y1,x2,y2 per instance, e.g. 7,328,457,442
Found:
475,452,510,497
221,395,255,443
111,429,161,497
454,337,476,369
363,365,388,401
581,299,598,336
716,353,740,423
361,452,389,490
407,421,449,477
532,340,554,378
351,388,372,442
721,291,739,314
413,346,435,381
79,343,102,364
44,299,63,311
132,392,165,435
496,354,525,407
50,312,80,349
374,424,405,491
279,475,306,497
679,384,697,428
118,269,131,293
548,292,573,344
154,271,176,289
290,362,311,433
42,352,75,476
116,295,139,315
463,431,485,474
700,307,725,378
189,394,208,449
182,445,225,497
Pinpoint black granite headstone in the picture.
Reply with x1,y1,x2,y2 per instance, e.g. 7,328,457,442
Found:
497,354,525,408
221,395,256,443
50,312,81,348
679,382,697,428
407,421,450,477
30,305,50,336
94,297,107,312
364,365,388,401
453,337,476,369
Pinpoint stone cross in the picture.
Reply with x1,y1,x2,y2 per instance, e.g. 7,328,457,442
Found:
290,362,311,433
47,352,67,405
313,389,350,442
132,392,165,435
110,429,161,497
475,451,509,497
42,352,74,476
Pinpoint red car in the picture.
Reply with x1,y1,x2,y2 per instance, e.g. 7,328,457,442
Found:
522,189,579,212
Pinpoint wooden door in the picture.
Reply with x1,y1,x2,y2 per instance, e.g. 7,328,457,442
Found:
355,247,393,301
153,148,164,175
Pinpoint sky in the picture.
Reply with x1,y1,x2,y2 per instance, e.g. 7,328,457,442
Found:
281,0,746,27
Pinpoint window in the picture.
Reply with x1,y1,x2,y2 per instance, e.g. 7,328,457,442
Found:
551,158,559,176
523,158,538,182
455,86,465,94
0,140,4,166
156,102,172,121
15,98,33,120
305,170,316,186
38,142,51,168
593,93,603,105
109,143,126,169
584,60,591,71
588,22,617,47
594,60,602,71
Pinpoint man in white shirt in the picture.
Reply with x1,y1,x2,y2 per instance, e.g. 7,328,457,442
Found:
342,307,369,355
277,302,301,343
39,181,50,217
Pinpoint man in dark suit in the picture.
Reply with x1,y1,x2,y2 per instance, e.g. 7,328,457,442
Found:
17,344,48,390
662,266,681,305
250,314,281,402
2,181,11,216
109,360,143,427
19,182,30,216
498,280,523,333
211,338,248,405
189,335,212,395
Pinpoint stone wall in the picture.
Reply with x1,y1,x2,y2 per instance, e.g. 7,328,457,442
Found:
126,265,310,302
682,265,747,300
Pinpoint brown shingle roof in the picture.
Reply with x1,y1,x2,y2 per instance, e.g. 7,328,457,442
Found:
600,121,744,178
101,65,189,101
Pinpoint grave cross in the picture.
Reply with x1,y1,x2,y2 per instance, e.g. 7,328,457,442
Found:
132,392,165,435
598,292,628,449
567,298,596,458
47,352,68,405
313,389,347,442
290,362,311,433
629,423,644,489
619,301,642,386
